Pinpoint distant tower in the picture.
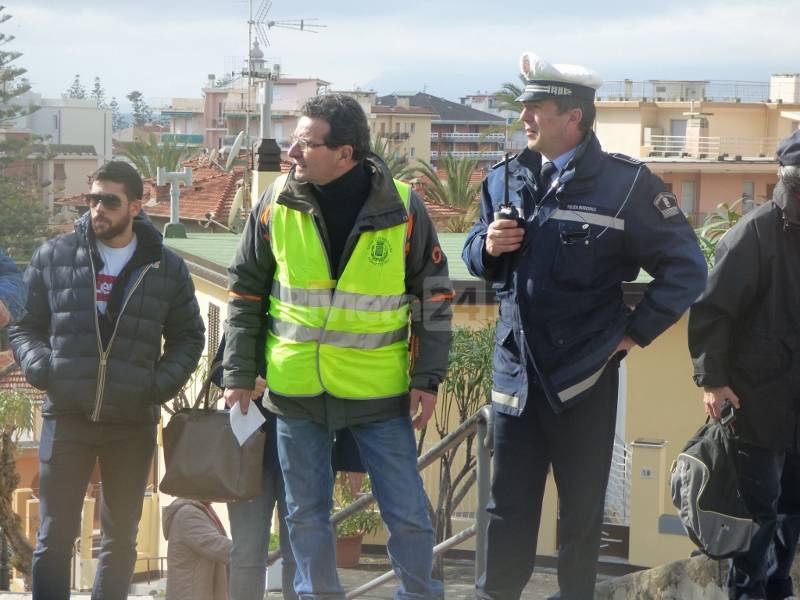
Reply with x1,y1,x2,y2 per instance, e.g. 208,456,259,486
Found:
249,41,266,76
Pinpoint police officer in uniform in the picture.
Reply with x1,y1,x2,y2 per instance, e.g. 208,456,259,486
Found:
689,131,800,600
462,52,707,599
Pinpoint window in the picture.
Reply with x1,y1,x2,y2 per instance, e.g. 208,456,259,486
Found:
742,181,755,200
380,122,386,134
53,162,66,181
410,147,415,157
680,181,696,214
53,114,59,130
410,123,415,134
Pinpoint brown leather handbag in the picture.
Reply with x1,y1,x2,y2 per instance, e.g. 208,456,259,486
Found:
159,363,265,502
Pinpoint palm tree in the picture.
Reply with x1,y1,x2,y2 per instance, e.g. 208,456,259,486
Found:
0,386,34,577
369,137,412,179
118,133,200,179
407,154,482,212
695,200,743,267
480,74,527,141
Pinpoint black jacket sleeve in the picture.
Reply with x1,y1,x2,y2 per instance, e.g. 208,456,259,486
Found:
223,186,276,390
152,254,205,403
9,244,53,390
405,191,453,391
688,220,761,387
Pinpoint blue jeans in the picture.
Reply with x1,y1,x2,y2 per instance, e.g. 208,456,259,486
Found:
33,415,156,600
228,464,297,600
276,415,442,600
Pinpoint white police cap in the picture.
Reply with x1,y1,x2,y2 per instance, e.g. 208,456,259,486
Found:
517,52,603,103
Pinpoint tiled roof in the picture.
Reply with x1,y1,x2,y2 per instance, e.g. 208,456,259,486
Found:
378,93,504,123
0,351,42,399
54,156,294,223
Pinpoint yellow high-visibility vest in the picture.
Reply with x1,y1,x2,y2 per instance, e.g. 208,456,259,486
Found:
265,175,411,399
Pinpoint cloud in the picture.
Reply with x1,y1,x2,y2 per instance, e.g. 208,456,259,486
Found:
6,0,795,105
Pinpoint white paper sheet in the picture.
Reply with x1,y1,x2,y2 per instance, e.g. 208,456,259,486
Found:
229,401,266,446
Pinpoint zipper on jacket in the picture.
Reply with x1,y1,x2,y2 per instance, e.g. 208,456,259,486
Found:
90,261,155,422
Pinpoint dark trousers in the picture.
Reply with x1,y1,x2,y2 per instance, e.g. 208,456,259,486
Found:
730,442,800,600
477,362,619,600
32,415,156,600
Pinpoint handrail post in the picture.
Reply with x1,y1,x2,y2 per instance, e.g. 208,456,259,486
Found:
475,405,493,586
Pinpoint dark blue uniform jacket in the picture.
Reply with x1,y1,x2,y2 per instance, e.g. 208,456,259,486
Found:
463,132,707,415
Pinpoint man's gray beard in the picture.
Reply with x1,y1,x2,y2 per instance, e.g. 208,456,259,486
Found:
92,214,132,241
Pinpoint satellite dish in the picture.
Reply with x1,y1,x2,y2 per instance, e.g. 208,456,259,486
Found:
228,184,245,230
225,131,245,172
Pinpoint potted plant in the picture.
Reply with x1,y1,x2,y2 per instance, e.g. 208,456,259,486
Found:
332,472,382,568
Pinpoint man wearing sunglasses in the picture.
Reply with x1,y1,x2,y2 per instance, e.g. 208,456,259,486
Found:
9,160,205,600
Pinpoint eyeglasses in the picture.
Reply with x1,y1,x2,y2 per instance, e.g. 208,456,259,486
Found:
85,192,123,210
289,135,328,152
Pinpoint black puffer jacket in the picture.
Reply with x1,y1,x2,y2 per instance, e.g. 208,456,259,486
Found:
9,212,205,424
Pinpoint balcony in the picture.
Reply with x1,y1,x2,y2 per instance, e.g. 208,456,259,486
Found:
644,135,778,160
436,132,506,143
597,80,772,103
431,151,505,161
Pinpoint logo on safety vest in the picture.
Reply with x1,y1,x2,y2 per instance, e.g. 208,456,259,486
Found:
368,237,392,265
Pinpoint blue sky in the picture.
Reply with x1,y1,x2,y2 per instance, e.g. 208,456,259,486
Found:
7,0,798,109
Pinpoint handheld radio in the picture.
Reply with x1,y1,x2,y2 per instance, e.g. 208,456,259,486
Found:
493,153,520,222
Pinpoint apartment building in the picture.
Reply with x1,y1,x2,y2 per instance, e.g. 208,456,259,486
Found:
377,92,506,167
594,75,800,221
161,42,328,151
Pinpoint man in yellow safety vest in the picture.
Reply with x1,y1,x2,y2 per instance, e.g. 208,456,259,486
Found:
223,94,453,600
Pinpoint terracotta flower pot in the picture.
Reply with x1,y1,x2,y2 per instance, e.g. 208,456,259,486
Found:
335,533,364,568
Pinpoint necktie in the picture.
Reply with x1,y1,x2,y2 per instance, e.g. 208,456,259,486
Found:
539,161,558,194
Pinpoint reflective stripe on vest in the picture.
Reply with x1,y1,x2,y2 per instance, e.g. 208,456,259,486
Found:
265,175,411,399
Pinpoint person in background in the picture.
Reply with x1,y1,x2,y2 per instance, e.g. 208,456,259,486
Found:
163,497,232,600
0,246,26,328
689,130,800,600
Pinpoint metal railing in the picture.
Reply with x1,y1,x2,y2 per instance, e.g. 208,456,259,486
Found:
645,135,778,159
604,435,632,526
438,132,505,143
266,405,494,599
597,79,774,103
430,150,505,161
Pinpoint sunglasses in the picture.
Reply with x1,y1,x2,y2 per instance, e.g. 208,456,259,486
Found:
85,193,123,210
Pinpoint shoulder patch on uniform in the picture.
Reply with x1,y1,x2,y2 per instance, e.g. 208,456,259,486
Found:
609,152,643,166
653,192,682,219
491,153,518,170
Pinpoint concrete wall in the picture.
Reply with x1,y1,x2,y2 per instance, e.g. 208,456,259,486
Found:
595,106,644,156
29,99,112,162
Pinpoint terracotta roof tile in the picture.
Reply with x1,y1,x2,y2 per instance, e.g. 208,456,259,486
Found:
56,157,297,224
0,352,43,399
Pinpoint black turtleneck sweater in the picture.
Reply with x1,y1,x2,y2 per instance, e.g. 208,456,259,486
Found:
312,161,372,277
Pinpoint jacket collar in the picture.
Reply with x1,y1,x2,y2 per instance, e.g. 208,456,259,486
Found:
772,180,800,226
75,210,164,265
277,154,407,226
513,131,603,196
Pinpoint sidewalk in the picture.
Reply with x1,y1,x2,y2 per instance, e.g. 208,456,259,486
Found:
0,556,561,599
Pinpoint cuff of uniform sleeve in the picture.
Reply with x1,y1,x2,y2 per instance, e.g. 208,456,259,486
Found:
693,372,728,389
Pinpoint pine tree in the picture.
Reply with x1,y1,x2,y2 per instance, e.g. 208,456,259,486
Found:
109,96,127,131
0,7,46,578
66,73,86,99
90,76,106,107
126,90,152,126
